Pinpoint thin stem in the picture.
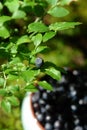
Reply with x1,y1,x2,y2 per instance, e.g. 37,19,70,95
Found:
3,72,7,89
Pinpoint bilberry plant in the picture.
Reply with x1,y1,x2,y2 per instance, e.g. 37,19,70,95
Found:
0,0,81,113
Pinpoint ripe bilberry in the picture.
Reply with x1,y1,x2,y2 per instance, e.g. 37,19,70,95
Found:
35,57,43,68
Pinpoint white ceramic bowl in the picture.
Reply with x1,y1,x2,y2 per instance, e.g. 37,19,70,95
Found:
21,93,44,130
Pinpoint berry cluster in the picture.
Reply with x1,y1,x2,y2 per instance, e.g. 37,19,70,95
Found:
31,68,87,130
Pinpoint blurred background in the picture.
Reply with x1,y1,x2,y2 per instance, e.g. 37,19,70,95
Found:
43,0,87,68
0,0,87,129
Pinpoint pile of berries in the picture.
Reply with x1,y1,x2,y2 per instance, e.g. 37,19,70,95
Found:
31,68,87,130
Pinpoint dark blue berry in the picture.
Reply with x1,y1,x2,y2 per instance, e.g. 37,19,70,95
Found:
83,96,87,104
32,92,40,103
36,113,44,122
35,57,43,68
31,68,87,130
54,120,61,129
45,115,52,122
41,107,46,114
39,99,45,105
42,92,48,100
45,104,51,111
74,126,83,130
45,123,53,130
33,103,39,110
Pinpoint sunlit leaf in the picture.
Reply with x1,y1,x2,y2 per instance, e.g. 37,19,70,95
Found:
43,31,56,42
45,67,61,80
7,86,19,94
28,22,48,33
39,81,53,90
9,57,21,65
7,96,19,106
25,84,38,92
0,16,11,26
21,70,40,82
5,0,19,13
12,10,26,19
7,74,19,80
46,0,58,6
32,33,42,47
0,26,10,39
48,6,69,17
32,46,48,55
0,89,6,96
60,0,75,5
1,100,11,113
10,44,18,54
49,22,81,31
17,35,30,45
0,78,4,86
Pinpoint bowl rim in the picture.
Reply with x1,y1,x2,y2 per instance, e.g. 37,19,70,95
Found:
21,92,44,130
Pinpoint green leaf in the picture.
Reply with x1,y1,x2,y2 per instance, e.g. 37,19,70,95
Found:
0,89,6,96
32,33,42,47
28,22,48,33
32,46,48,55
46,0,58,6
0,16,11,26
12,10,26,19
7,96,19,106
0,26,10,39
9,57,21,65
25,84,38,92
42,61,66,74
7,74,18,81
60,0,72,5
1,100,11,113
22,1,35,6
21,70,40,82
45,67,61,80
43,31,56,42
39,81,53,90
49,22,81,31
10,44,18,54
7,86,19,94
17,35,30,45
5,0,19,13
48,6,69,17
0,78,4,86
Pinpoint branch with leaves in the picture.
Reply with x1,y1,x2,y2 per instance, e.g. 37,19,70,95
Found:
0,0,81,113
